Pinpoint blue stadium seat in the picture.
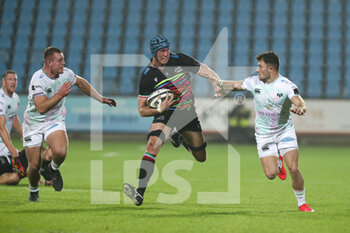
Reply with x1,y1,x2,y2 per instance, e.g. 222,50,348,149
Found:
254,39,268,56
105,36,121,54
235,23,250,38
183,0,197,10
309,38,323,53
51,34,66,49
307,65,322,98
89,21,104,38
32,34,48,49
308,49,323,66
119,67,136,95
123,36,139,54
273,23,287,39
291,1,305,25
34,19,50,38
288,64,304,93
0,35,11,48
179,35,194,55
326,66,341,98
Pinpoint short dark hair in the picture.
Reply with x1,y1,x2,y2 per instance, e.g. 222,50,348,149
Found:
43,46,62,61
256,51,280,71
1,70,17,80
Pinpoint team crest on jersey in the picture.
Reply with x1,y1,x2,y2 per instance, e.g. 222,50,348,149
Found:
277,93,283,98
174,66,184,73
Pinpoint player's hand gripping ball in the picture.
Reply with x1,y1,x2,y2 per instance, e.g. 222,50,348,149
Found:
147,88,174,109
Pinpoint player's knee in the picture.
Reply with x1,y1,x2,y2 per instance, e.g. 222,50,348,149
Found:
147,137,162,152
289,166,300,177
28,162,41,172
7,174,20,185
264,169,277,180
52,147,67,158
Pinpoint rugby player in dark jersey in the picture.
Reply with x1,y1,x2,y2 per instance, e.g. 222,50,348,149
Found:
0,146,53,186
124,35,223,206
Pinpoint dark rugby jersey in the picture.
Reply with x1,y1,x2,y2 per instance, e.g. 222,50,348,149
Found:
138,53,201,110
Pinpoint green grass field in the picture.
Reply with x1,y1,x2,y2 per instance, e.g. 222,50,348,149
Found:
1,139,349,233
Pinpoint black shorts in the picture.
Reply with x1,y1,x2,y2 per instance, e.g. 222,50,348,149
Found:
0,156,13,176
152,109,202,132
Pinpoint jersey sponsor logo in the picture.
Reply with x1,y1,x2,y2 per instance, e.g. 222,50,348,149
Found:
277,93,283,98
293,88,299,94
254,88,261,94
24,136,32,142
174,66,184,73
262,145,269,151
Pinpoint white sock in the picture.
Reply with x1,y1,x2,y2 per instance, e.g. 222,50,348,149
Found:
294,189,306,207
51,161,60,170
29,185,39,193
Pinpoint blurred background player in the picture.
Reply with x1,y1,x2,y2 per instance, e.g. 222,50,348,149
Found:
0,70,52,185
23,47,116,202
0,146,53,185
0,70,23,183
217,51,314,212
123,35,222,206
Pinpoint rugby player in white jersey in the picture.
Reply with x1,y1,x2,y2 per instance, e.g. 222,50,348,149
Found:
216,51,314,212
23,47,116,202
0,70,22,183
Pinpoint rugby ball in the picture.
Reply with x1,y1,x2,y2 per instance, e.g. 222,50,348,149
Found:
147,88,174,109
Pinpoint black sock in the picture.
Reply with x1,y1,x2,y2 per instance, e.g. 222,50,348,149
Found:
137,153,157,196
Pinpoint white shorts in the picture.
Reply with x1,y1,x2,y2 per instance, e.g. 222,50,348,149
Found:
256,127,299,158
0,143,10,157
23,121,66,148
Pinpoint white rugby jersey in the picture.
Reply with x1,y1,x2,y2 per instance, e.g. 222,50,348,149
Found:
23,68,76,125
242,74,300,135
0,88,20,143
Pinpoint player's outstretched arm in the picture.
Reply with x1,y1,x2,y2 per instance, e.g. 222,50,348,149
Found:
214,80,244,97
74,76,116,107
0,116,18,158
290,96,307,116
197,63,222,87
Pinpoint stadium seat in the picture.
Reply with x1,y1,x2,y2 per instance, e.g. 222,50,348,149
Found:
326,66,341,98
307,65,322,98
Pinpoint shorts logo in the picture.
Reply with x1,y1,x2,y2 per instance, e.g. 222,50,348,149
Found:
281,137,295,142
293,88,300,95
24,136,32,142
262,145,269,151
156,115,165,121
